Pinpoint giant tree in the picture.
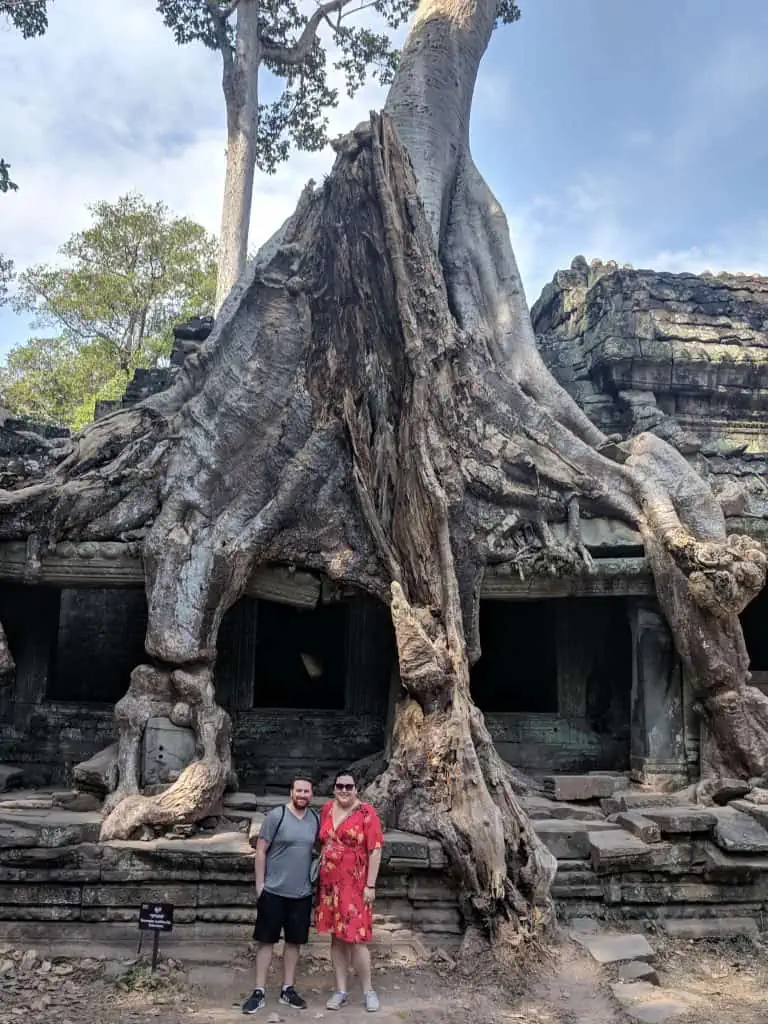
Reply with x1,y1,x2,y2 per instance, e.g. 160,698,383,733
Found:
157,0,519,311
0,0,766,951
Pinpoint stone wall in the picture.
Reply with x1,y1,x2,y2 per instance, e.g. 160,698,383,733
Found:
532,258,768,540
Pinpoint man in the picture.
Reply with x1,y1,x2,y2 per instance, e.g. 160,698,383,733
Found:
242,778,319,1014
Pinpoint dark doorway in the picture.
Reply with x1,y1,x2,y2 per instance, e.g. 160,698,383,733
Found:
252,600,348,709
49,587,147,703
471,599,559,713
742,587,768,671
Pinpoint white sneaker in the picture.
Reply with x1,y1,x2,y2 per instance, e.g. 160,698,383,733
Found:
364,990,380,1013
326,991,348,1011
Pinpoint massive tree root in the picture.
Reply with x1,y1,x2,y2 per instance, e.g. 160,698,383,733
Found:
0,0,765,945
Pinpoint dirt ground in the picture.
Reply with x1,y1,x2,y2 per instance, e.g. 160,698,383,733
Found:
0,932,767,1024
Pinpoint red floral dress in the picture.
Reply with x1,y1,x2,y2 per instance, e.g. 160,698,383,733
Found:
314,801,384,943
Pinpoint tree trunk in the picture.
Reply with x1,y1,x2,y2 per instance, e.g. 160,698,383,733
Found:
0,0,765,948
214,0,260,313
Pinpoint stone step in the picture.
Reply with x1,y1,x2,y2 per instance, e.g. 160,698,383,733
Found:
701,842,768,877
611,812,661,844
661,916,759,940
0,766,24,794
532,818,616,859
575,930,656,964
541,775,624,802
522,795,605,821
639,807,716,835
710,808,768,854
588,829,654,873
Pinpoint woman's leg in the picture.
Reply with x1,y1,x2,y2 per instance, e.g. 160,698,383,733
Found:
331,935,351,993
351,943,373,993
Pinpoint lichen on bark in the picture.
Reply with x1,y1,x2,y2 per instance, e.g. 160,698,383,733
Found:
0,0,765,948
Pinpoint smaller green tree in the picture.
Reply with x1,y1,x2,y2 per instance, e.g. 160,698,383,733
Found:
3,193,217,428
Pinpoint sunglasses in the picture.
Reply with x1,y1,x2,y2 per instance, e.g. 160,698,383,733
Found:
335,783,355,792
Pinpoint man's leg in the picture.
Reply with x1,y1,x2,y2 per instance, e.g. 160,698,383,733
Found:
255,942,274,991
279,896,311,1009
282,943,300,988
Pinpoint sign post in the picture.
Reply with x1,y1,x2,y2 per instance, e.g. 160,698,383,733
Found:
137,902,175,972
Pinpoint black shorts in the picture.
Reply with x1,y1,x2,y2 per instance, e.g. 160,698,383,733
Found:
253,890,313,946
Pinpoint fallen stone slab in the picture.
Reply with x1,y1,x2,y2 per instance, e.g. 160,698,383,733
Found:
617,793,687,812
611,981,696,1023
711,807,768,853
522,796,605,821
640,807,716,835
52,792,102,813
729,799,768,831
72,745,117,796
542,775,619,802
0,767,23,793
0,810,102,847
578,931,655,964
661,916,759,940
612,812,662,844
619,961,660,985
588,829,655,873
533,818,615,859
567,917,600,937
702,842,768,877
0,797,54,811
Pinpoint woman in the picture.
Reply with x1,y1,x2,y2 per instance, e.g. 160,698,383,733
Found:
315,772,384,1013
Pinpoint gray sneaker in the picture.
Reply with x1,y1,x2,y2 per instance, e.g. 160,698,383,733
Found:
364,990,380,1013
326,991,348,1011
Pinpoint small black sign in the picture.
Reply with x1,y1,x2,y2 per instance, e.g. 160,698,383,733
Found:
138,902,174,932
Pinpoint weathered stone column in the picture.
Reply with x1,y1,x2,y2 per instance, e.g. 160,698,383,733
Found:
627,598,688,788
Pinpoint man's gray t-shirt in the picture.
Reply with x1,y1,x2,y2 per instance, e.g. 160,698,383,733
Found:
260,805,318,899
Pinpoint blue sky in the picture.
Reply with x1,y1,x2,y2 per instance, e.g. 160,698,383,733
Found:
1,0,767,359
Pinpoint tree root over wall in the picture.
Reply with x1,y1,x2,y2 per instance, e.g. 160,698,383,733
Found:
0,1,765,950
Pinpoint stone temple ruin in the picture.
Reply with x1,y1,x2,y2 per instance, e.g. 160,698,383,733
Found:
0,259,767,948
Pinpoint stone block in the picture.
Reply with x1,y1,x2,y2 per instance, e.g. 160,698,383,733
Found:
142,717,197,787
383,831,429,861
711,808,768,853
101,845,202,883
0,905,81,921
0,883,82,905
0,811,101,848
0,823,40,850
702,842,768,878
612,812,661,844
542,775,619,802
72,745,117,796
619,961,659,985
222,792,260,811
195,907,252,924
610,981,694,1023
407,875,456,903
617,793,686,812
0,766,24,793
661,917,759,940
196,883,257,907
640,807,716,835
52,792,102,813
534,818,615,860
0,842,103,882
588,830,654,873
578,932,655,964
410,907,462,934
81,883,197,908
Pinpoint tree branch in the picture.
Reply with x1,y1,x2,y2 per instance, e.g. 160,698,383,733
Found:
205,0,235,99
261,0,353,66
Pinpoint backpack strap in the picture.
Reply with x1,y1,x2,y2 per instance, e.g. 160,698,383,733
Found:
269,805,287,845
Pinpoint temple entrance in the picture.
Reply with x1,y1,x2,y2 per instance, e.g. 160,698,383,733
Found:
742,586,768,691
471,597,632,774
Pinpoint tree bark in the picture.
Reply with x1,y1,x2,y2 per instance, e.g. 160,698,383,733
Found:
0,0,765,948
214,0,260,313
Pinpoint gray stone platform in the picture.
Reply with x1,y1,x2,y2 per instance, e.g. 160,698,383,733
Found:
3,779,768,941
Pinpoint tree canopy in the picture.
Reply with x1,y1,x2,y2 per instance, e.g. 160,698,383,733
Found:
158,0,519,173
2,193,217,429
